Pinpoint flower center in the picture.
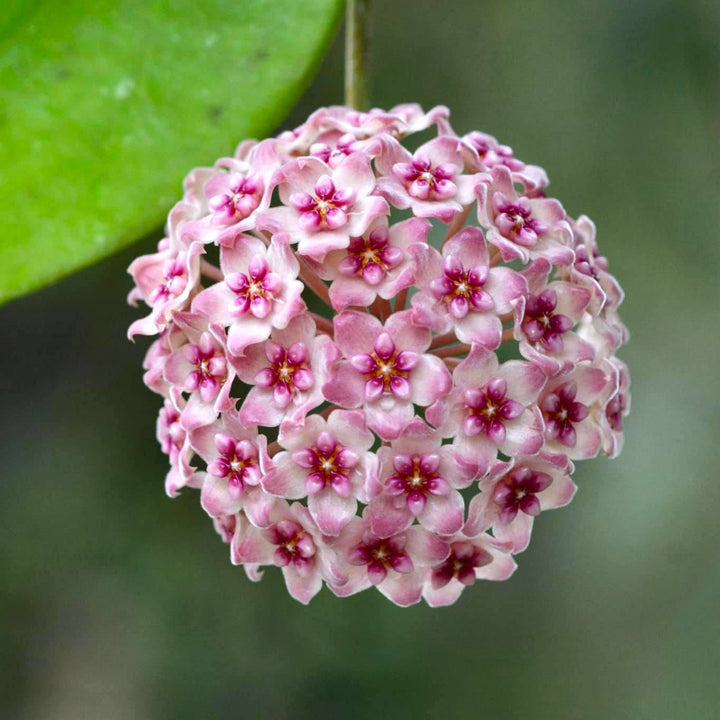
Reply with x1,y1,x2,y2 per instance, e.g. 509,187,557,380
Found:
540,381,589,448
493,466,552,522
208,173,262,224
393,156,458,201
339,228,404,286
187,342,227,401
431,541,492,589
315,198,331,218
521,290,572,351
151,260,187,304
226,256,281,319
293,431,359,497
289,175,356,232
419,171,436,187
348,534,413,585
430,257,492,319
482,402,497,418
385,452,449,515
255,342,313,408
462,378,523,444
370,351,405,391
495,197,546,247
207,436,260,499
264,520,316,569
351,332,419,401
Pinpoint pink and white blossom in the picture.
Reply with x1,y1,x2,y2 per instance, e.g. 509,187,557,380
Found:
162,312,235,430
465,453,576,552
232,314,340,427
232,503,346,604
141,323,186,397
327,513,450,606
513,258,595,375
564,215,625,315
538,364,614,459
422,535,517,607
127,240,203,338
191,233,306,356
462,130,548,195
261,410,377,536
411,226,526,347
323,310,452,439
176,139,281,248
376,136,484,223
189,411,275,527
257,154,388,261
476,165,574,265
427,346,546,477
156,399,202,498
128,103,630,606
599,357,631,458
321,218,429,312
309,131,379,169
367,418,475,537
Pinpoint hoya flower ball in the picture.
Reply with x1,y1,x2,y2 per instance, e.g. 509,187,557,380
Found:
128,104,630,606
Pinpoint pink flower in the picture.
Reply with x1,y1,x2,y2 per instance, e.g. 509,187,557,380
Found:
127,240,203,338
206,171,263,226
376,136,484,222
272,104,424,158
328,513,450,606
411,226,526,347
261,410,376,536
323,310,452,439
384,103,452,136
162,312,235,430
232,314,340,427
189,411,275,528
422,535,517,607
477,165,574,265
462,130,548,195
513,258,595,375
232,503,346,604
310,131,372,168
566,216,630,360
141,323,186,397
600,358,630,458
211,512,238,546
321,218,429,312
465,453,576,552
191,233,306,356
564,215,625,315
128,102,630,606
257,154,389,261
427,345,546,477
538,364,613,459
156,399,202,498
176,139,281,247
366,418,474,537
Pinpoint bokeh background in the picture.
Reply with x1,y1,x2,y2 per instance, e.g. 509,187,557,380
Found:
2,1,718,718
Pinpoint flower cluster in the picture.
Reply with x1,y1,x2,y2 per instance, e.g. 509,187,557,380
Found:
128,104,630,606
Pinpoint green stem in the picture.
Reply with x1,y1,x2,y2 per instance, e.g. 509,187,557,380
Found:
345,0,371,110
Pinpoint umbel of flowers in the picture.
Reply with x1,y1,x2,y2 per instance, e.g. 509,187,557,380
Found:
128,104,630,606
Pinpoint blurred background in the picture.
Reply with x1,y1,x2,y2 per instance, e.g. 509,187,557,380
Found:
1,0,718,718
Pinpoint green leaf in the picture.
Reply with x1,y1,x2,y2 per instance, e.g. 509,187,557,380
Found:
0,0,344,304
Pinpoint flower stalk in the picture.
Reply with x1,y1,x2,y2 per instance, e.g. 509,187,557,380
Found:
345,0,371,110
